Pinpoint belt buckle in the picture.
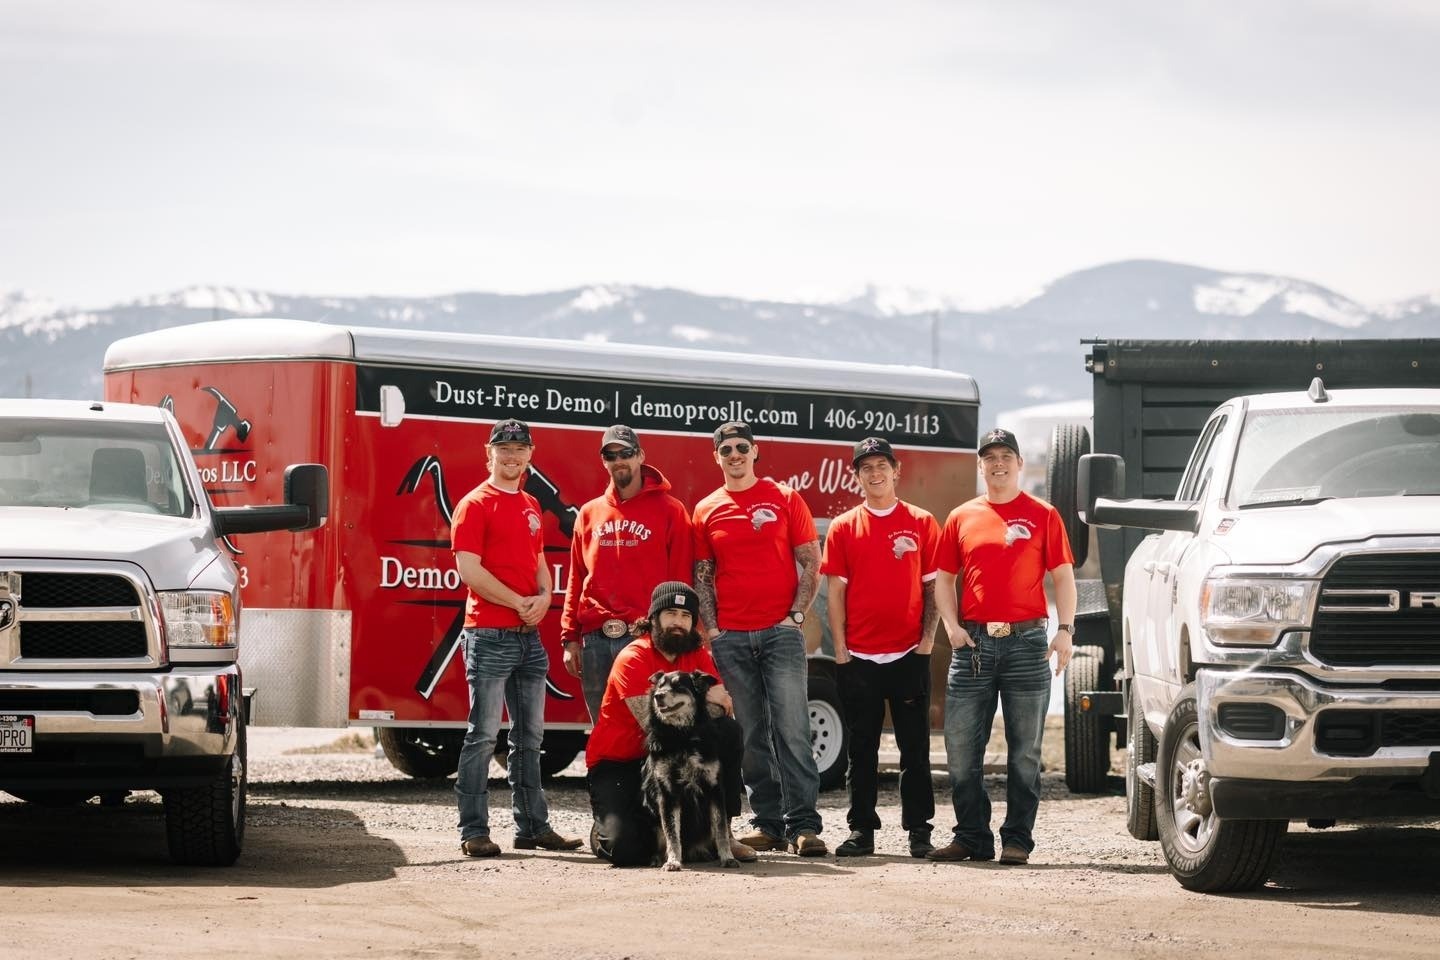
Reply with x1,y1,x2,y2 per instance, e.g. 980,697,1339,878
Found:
986,621,1012,639
601,618,628,639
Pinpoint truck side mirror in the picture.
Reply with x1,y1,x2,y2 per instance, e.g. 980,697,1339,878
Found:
1078,454,1124,525
214,463,330,536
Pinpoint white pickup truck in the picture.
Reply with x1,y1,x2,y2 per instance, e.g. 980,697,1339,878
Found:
0,399,326,865
1081,380,1440,891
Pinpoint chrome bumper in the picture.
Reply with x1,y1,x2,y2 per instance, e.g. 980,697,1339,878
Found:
0,666,241,789
1198,668,1440,782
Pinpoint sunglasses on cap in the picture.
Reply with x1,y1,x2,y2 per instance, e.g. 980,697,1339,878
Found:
601,446,639,462
718,442,752,457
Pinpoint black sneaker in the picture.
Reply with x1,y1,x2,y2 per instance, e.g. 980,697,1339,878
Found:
908,828,935,859
835,829,875,857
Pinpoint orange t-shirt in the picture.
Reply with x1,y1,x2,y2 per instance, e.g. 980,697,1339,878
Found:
584,634,721,767
451,481,544,629
936,492,1073,622
693,478,817,630
820,501,940,657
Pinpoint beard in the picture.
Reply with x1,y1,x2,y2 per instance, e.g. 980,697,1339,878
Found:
654,624,702,657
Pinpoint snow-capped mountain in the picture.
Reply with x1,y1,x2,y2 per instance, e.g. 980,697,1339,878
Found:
1,261,1433,421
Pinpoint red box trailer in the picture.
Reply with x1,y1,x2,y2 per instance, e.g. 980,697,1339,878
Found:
103,319,980,785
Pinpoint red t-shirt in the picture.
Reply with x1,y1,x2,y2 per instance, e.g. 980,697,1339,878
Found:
693,478,817,630
451,481,545,629
584,634,721,767
936,491,1074,621
820,500,940,657
560,465,694,644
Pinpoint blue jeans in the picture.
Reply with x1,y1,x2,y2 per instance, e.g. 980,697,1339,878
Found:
455,626,554,842
580,630,632,724
942,624,1051,857
709,625,821,841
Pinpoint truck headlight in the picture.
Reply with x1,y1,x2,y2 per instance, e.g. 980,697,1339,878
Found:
159,591,237,648
1200,578,1317,646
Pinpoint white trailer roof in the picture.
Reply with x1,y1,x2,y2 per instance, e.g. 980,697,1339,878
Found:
104,318,979,404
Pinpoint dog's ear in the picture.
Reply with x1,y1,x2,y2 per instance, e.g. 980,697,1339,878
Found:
649,671,666,687
690,671,718,695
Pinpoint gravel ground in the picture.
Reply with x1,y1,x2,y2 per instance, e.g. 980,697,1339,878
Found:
3,723,1439,960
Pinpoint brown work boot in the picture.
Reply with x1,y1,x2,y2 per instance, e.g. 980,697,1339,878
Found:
788,831,828,857
999,843,1030,865
514,828,583,851
737,829,785,851
461,836,501,858
729,840,758,863
926,839,994,862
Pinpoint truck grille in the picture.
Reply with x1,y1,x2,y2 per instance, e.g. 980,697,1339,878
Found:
1311,553,1440,666
1315,710,1440,756
20,573,141,608
20,622,149,659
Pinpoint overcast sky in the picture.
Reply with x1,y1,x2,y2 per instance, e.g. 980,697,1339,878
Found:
2,0,1437,310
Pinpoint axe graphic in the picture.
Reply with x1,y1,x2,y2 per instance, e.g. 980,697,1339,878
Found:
202,386,252,451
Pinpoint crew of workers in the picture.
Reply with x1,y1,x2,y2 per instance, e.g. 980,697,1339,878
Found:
451,416,1076,865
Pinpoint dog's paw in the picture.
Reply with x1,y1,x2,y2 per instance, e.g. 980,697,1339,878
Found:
662,860,683,872
720,856,740,869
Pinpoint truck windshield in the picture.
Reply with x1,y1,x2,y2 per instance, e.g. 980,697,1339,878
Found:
1232,407,1440,507
0,419,195,517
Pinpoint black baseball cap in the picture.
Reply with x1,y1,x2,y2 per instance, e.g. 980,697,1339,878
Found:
851,436,897,469
600,424,640,452
712,421,754,449
978,427,1020,457
488,418,533,445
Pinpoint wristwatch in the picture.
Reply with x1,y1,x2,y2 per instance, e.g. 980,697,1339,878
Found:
1057,623,1075,635
788,611,806,626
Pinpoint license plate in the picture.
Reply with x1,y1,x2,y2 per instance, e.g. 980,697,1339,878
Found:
0,713,34,754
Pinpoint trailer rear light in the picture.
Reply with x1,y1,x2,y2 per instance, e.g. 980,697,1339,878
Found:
159,591,237,648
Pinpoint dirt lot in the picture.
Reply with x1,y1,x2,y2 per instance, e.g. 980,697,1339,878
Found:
3,723,1439,960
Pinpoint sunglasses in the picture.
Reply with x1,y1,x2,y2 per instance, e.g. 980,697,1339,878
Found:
718,443,752,457
601,447,638,462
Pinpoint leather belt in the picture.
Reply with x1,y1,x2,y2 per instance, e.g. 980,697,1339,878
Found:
965,618,1046,638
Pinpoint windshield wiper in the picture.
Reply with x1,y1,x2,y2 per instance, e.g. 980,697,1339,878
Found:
1237,496,1334,509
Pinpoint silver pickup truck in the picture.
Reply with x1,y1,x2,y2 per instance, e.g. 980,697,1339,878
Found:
0,399,325,865
1082,381,1440,891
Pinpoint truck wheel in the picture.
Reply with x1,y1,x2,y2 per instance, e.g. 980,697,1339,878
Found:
1063,644,1110,794
1045,423,1091,568
1155,690,1285,891
1125,681,1158,841
378,727,464,779
809,674,848,792
164,720,246,867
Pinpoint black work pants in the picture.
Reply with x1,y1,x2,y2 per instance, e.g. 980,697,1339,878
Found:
587,714,744,866
836,651,935,832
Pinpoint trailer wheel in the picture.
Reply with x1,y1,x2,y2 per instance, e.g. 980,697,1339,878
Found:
378,727,464,779
1045,423,1091,568
1125,680,1158,841
809,674,848,792
1063,644,1110,793
163,719,246,866
539,731,586,779
1156,689,1285,892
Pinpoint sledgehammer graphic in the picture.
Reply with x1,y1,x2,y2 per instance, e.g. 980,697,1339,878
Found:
202,386,252,451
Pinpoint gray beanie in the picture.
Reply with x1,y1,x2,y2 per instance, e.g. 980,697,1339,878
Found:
648,581,700,622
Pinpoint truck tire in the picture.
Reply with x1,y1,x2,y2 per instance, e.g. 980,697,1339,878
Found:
1063,644,1110,794
163,720,246,867
1155,690,1285,892
1125,680,1158,841
539,731,587,779
1045,423,1091,568
809,674,848,792
378,727,464,779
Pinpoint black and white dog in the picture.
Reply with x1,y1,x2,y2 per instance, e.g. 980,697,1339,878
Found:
641,670,739,871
